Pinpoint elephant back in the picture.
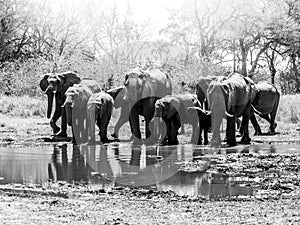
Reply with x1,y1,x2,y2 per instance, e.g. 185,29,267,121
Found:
80,78,102,93
223,73,252,106
145,68,172,98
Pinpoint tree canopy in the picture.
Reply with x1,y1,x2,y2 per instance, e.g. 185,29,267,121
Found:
1,0,300,95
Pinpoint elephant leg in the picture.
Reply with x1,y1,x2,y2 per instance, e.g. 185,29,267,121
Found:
56,108,68,137
88,114,96,144
240,114,251,145
112,106,129,139
197,118,203,145
168,115,180,145
203,125,209,145
82,113,89,143
250,113,262,135
180,123,185,134
211,114,223,147
226,116,237,147
269,112,277,134
129,108,142,144
51,106,62,135
99,114,112,143
166,121,178,145
191,124,199,144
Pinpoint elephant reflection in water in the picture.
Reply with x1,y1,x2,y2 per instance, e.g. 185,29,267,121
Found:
48,144,90,182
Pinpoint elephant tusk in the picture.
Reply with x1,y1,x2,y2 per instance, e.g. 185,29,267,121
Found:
187,106,211,115
251,105,264,117
225,111,234,118
44,86,51,94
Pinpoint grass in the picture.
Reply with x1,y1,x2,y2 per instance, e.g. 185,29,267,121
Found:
0,93,300,129
0,95,47,118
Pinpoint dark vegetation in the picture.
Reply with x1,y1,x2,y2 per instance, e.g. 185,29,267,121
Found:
1,0,300,97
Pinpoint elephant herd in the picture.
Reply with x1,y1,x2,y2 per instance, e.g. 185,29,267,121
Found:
40,68,280,147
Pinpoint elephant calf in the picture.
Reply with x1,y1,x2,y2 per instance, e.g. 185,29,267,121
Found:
87,92,114,144
151,93,201,145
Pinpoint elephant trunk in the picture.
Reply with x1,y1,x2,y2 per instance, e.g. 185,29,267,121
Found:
152,116,162,141
46,91,54,119
64,103,73,126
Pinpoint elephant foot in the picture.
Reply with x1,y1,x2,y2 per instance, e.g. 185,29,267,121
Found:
167,140,179,145
71,138,77,145
53,127,61,135
267,130,276,135
240,137,251,145
111,133,118,139
254,131,262,136
226,143,237,147
101,138,114,144
55,131,67,137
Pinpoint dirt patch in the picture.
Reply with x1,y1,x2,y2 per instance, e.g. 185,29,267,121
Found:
0,183,300,224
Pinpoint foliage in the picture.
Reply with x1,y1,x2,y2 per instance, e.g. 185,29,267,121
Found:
1,0,300,95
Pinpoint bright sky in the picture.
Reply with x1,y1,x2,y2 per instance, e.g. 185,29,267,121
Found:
44,0,183,29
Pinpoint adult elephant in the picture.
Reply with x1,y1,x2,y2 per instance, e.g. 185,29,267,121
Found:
87,91,114,144
151,94,202,145
206,73,256,147
39,71,81,137
63,78,102,144
249,81,280,135
123,67,172,144
195,75,222,144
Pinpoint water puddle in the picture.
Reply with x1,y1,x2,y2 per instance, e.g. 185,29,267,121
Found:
0,143,299,199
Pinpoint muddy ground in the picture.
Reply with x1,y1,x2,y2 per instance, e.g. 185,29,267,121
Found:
0,114,300,224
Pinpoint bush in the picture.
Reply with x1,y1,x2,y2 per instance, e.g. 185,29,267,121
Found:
276,94,300,123
0,95,47,118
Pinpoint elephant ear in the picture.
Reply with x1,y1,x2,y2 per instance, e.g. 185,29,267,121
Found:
166,97,180,119
141,76,157,99
59,71,81,91
40,74,50,92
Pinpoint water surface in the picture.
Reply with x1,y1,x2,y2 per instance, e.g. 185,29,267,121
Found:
0,143,299,199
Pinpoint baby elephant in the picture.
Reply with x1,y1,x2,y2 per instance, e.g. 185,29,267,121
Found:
87,92,114,144
151,93,200,145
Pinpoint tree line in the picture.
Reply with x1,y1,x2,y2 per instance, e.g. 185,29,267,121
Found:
1,0,300,96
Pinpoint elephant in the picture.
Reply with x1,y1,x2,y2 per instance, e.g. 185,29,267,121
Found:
194,75,222,144
123,67,172,144
63,78,102,144
87,91,114,144
248,81,280,135
206,73,257,147
106,86,132,140
151,93,202,145
39,71,81,137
